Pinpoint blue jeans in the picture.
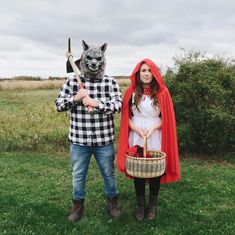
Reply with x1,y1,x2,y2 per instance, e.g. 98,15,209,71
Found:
70,143,118,200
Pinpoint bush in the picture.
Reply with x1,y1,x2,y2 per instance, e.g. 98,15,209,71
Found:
165,50,235,154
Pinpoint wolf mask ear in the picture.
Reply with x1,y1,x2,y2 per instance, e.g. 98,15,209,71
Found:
100,43,107,52
82,40,89,51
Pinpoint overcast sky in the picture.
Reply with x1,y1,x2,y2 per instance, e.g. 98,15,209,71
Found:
0,0,234,78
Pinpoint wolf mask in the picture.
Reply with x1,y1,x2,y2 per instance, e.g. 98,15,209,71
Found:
68,40,107,81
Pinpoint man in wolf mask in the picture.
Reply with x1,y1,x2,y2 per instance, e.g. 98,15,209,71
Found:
55,40,122,222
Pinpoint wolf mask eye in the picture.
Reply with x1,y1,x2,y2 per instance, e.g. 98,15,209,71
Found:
96,57,102,61
86,55,92,60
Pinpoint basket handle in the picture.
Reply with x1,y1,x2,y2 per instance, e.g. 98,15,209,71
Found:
143,136,147,158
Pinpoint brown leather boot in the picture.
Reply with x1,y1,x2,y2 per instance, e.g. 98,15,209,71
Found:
68,199,85,222
135,195,145,221
147,195,157,220
107,196,121,218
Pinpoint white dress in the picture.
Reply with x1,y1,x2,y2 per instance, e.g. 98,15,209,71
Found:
128,94,162,151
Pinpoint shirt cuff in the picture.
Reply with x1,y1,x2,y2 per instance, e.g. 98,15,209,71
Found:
69,96,74,104
94,100,104,111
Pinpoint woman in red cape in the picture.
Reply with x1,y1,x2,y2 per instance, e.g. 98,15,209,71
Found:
117,58,180,220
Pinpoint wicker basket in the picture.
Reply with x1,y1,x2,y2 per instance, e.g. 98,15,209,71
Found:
125,137,166,178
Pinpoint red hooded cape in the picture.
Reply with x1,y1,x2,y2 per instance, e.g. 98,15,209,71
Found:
117,58,180,184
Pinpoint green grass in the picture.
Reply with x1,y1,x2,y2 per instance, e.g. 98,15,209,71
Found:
1,152,234,235
0,87,234,234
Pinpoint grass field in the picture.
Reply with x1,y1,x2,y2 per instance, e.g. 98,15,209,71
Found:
0,85,234,234
1,152,234,235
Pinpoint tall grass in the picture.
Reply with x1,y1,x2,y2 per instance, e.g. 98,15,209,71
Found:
0,80,127,152
0,88,123,153
0,78,130,91
0,89,69,152
0,80,66,91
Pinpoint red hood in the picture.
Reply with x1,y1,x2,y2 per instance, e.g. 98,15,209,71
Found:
130,58,165,92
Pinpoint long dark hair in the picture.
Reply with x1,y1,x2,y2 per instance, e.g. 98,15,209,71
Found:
133,71,159,112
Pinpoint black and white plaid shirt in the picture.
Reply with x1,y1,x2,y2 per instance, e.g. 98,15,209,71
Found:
55,75,122,146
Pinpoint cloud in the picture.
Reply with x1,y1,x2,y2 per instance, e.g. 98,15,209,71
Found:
0,0,234,78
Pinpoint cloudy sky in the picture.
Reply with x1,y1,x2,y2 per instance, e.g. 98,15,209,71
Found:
0,0,234,78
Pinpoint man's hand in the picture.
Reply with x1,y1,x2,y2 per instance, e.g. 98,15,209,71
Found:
73,89,89,102
82,96,99,108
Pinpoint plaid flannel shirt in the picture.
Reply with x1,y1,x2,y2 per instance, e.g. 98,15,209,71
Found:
55,75,122,146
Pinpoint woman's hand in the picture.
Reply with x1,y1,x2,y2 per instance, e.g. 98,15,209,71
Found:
145,122,162,138
135,127,147,138
129,119,146,138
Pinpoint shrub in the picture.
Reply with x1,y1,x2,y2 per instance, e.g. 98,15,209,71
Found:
165,50,235,154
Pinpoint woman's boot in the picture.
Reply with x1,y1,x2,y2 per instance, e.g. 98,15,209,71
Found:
147,177,160,220
135,195,145,221
147,194,157,220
